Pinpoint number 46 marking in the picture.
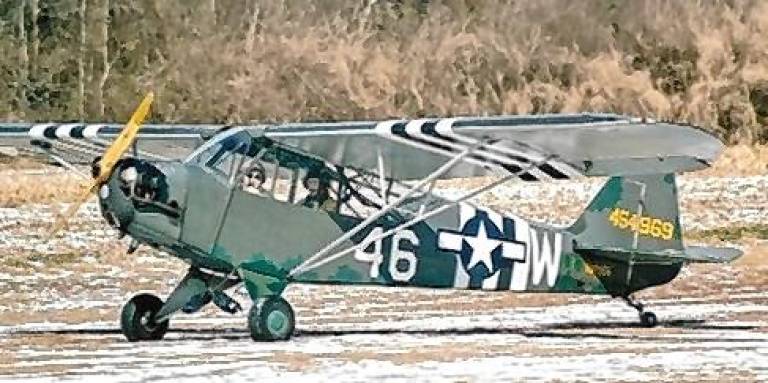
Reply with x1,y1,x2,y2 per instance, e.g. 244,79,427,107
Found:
354,227,419,282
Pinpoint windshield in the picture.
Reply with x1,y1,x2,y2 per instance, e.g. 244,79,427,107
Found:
185,128,252,179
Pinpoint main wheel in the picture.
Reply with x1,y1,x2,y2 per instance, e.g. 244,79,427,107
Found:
640,311,659,328
248,297,295,341
120,293,170,342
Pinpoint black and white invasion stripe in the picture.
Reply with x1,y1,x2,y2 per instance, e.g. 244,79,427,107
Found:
374,118,583,182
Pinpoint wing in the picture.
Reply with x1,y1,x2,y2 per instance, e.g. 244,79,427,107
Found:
0,113,724,182
259,113,724,181
0,123,223,163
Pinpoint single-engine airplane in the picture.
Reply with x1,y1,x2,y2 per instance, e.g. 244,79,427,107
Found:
1,93,741,341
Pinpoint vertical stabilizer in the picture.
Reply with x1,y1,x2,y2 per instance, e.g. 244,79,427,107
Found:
569,174,683,252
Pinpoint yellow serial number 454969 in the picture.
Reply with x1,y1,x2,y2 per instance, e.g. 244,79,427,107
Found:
607,207,675,241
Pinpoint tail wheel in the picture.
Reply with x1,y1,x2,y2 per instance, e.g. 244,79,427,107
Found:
120,293,169,342
248,297,295,341
640,311,659,328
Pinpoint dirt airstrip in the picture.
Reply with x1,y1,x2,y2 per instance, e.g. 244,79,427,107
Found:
0,168,766,382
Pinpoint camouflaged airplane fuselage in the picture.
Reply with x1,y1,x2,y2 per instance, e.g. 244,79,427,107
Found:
98,129,684,302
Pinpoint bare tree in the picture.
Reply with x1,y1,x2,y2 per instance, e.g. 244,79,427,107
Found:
29,0,38,76
78,0,87,119
207,0,217,29
84,0,110,118
94,0,110,118
17,0,28,114
244,0,260,56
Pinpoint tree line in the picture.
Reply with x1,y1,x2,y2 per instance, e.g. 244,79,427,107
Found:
2,0,767,143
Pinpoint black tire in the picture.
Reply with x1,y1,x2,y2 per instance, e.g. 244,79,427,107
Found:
120,293,170,342
248,297,295,341
640,311,659,328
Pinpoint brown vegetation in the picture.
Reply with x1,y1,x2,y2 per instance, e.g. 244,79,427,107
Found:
0,171,84,207
2,1,768,143
703,144,768,176
1,140,766,207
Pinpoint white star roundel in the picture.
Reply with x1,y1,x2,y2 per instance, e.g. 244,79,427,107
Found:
437,205,526,282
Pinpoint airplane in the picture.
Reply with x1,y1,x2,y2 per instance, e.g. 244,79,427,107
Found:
0,93,742,342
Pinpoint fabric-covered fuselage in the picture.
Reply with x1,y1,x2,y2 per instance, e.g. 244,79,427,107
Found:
97,133,681,300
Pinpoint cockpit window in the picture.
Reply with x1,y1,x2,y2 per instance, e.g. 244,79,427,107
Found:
233,141,342,211
237,156,301,203
185,129,252,181
185,130,444,221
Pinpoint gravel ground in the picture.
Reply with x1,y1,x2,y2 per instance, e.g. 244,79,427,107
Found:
0,173,766,382
0,282,766,382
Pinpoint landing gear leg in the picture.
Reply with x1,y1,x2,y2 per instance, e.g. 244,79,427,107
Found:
248,296,295,341
622,295,658,328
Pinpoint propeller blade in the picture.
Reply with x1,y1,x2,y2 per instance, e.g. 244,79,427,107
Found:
48,92,154,238
97,92,154,183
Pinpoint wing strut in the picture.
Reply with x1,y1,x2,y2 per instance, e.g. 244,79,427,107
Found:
290,152,552,278
289,145,478,277
377,147,386,200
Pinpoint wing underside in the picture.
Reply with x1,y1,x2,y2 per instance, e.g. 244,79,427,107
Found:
260,113,723,181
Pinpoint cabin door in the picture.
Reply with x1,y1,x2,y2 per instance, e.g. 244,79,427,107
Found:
180,165,233,254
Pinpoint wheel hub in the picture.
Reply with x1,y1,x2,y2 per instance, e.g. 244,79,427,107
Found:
140,312,156,331
248,297,295,341
267,311,287,334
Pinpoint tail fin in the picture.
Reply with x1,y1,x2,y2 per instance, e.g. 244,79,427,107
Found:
569,173,742,264
570,173,684,254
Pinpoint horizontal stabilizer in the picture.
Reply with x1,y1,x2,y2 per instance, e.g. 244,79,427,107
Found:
575,244,743,264
682,246,743,263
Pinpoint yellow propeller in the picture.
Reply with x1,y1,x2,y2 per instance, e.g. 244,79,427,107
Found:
48,92,154,237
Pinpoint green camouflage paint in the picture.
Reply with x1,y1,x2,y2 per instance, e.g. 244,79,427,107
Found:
99,135,709,306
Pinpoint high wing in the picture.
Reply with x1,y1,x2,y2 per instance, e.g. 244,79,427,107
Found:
0,122,223,163
0,113,723,182
257,113,724,181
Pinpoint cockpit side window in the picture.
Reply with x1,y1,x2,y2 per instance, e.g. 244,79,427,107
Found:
208,148,236,177
186,129,252,183
271,166,295,203
238,157,300,203
235,144,341,211
296,167,341,212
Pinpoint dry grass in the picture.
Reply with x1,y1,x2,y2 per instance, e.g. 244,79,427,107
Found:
0,141,766,207
0,350,15,367
269,352,317,371
0,240,181,272
735,239,768,267
702,144,768,176
687,224,768,243
0,171,85,207
0,154,47,169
